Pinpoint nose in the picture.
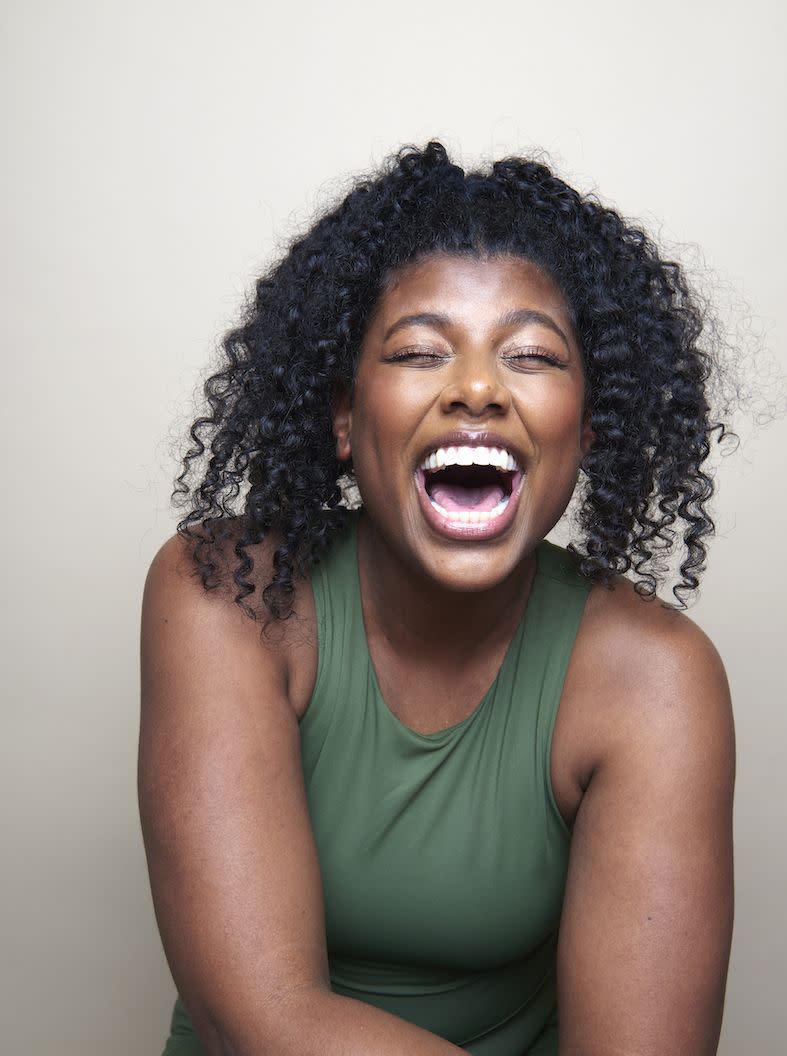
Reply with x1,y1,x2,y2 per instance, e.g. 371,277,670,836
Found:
439,356,511,417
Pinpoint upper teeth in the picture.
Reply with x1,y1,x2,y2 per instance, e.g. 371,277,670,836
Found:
420,445,518,472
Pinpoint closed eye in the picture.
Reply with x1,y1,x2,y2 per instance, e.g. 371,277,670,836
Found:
501,346,567,370
383,346,448,366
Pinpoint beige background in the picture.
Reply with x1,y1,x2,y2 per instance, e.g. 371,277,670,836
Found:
2,0,785,1051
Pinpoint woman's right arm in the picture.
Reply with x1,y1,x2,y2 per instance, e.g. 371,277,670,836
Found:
139,536,466,1056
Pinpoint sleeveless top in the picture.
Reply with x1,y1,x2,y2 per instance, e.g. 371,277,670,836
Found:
162,513,590,1056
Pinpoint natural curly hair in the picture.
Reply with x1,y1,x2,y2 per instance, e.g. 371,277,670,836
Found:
174,140,729,618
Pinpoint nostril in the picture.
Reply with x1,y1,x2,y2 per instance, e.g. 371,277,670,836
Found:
442,378,510,413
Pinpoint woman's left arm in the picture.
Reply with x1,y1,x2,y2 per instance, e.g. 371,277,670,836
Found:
557,611,735,1056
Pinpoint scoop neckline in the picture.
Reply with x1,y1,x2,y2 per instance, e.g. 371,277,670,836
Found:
350,515,544,743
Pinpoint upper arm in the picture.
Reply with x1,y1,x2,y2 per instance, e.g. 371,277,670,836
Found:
557,608,735,1056
138,535,326,1052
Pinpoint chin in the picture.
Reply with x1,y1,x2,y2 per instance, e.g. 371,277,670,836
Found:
413,536,535,595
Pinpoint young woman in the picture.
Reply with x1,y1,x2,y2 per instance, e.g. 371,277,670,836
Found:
139,141,734,1055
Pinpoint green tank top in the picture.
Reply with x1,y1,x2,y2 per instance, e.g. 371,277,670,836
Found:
162,514,590,1056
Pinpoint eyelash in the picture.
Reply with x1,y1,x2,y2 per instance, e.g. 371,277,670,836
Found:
502,347,564,368
384,347,446,364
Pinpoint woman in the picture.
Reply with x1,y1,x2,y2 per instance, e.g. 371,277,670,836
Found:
139,142,735,1055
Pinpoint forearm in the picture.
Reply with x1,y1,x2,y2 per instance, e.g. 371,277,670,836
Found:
213,985,469,1056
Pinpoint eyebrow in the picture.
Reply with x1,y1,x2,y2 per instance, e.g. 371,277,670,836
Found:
383,313,452,341
383,309,571,351
497,309,571,351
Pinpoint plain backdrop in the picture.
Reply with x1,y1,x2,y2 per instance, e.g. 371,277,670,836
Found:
1,0,785,1052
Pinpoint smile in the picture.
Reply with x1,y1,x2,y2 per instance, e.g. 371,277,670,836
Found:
415,444,524,537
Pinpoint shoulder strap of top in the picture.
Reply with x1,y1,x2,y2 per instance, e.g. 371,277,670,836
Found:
512,539,592,834
300,514,363,754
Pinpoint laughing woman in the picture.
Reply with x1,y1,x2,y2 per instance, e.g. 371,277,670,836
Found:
139,142,734,1056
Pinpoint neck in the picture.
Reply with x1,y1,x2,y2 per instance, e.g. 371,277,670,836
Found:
357,513,537,659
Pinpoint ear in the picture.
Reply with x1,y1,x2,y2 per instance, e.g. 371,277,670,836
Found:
580,405,595,458
331,384,353,463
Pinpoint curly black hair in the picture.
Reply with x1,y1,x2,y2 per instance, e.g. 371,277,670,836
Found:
174,140,730,618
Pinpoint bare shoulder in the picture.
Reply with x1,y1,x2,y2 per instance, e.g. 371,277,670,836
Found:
579,575,729,707
554,574,734,822
142,526,317,718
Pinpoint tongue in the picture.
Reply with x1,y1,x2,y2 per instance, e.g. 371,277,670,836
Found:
431,482,506,512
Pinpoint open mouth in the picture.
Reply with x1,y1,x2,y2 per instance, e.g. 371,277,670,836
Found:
417,445,522,528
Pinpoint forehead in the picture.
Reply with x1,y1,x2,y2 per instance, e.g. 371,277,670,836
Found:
369,253,572,330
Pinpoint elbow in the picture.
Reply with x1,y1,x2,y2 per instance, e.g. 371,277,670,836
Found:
200,983,333,1056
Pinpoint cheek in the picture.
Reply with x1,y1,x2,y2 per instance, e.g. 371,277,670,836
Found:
348,386,404,475
352,374,432,446
521,380,586,452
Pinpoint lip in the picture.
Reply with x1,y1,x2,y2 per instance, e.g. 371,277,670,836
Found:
414,430,527,471
415,467,524,541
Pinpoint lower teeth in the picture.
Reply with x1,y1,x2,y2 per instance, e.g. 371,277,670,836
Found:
429,496,510,523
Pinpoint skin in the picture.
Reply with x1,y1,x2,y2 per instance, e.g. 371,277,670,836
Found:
139,255,734,1055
